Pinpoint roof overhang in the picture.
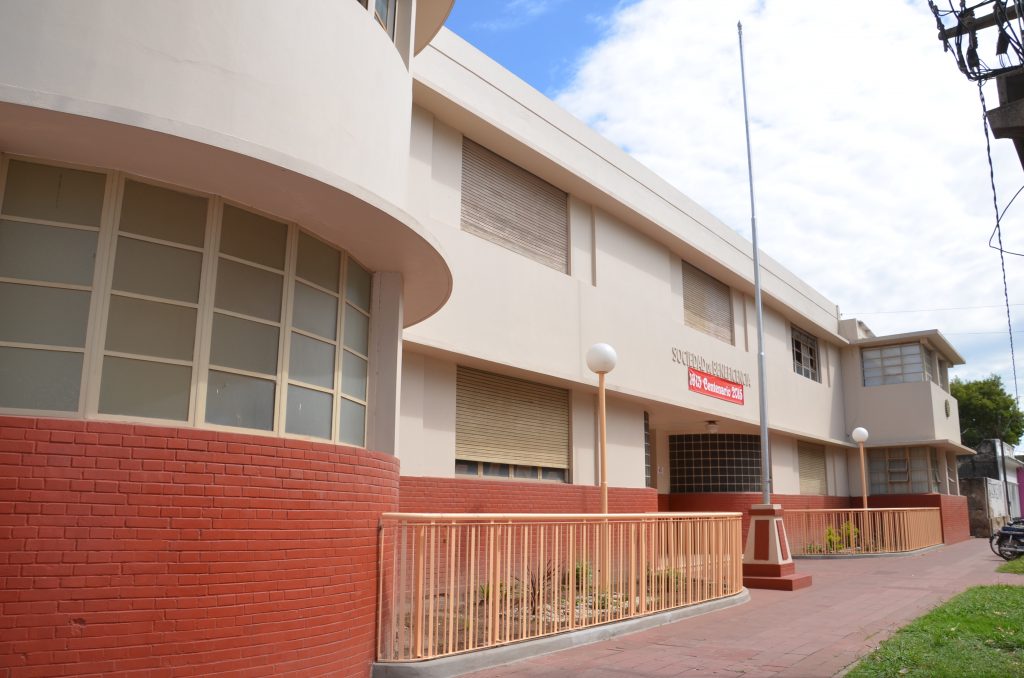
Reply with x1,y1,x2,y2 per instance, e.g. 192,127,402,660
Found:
0,95,452,327
859,438,976,456
414,1,455,54
849,329,965,365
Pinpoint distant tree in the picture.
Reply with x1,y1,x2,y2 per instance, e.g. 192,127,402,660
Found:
950,375,1024,448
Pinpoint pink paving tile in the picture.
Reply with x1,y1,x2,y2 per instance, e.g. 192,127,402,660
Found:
465,539,1021,678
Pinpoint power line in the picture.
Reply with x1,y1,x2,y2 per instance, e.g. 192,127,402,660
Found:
844,303,1024,315
979,81,1021,403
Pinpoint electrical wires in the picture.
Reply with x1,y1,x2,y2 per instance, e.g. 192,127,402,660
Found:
978,81,1021,402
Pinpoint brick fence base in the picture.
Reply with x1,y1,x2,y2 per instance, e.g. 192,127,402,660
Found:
659,492,971,545
399,476,658,514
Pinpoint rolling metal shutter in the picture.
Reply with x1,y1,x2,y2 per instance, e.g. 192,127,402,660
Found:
455,366,570,469
681,261,734,343
798,441,827,495
460,138,569,273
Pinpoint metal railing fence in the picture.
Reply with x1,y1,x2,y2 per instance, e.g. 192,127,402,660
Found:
377,512,743,662
786,508,943,556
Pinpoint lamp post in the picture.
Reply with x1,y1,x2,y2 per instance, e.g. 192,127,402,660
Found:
586,343,617,514
852,427,869,510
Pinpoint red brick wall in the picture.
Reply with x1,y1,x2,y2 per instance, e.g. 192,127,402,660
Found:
866,494,970,545
399,477,658,514
663,493,851,536
938,494,970,544
0,416,398,678
866,494,941,508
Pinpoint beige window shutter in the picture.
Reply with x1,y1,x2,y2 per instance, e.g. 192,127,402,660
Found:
681,261,733,343
797,441,827,495
460,138,569,273
455,366,570,469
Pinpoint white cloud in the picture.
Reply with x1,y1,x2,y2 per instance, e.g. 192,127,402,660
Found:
474,0,561,31
555,0,1024,396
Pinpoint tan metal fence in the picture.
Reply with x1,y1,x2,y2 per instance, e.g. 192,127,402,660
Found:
377,512,743,662
785,508,943,556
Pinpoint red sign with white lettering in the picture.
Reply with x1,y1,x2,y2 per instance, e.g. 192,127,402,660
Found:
688,367,744,405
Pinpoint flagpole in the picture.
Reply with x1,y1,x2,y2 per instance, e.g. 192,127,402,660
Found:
738,21,771,505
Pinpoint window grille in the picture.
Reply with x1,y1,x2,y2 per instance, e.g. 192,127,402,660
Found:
862,343,935,387
791,326,820,382
669,434,761,493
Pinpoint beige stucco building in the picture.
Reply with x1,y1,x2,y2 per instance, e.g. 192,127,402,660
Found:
0,2,971,675
397,28,971,513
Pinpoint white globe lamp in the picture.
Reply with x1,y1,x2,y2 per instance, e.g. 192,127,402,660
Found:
851,427,869,509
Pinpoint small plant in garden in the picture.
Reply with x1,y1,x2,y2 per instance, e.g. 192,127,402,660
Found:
517,560,556,615
477,582,508,604
824,521,860,551
646,567,686,597
566,560,592,593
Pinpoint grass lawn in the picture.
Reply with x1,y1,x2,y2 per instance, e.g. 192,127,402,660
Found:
997,557,1024,575
845,585,1024,678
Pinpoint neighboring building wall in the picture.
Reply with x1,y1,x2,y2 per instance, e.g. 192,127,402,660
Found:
959,439,1005,480
399,477,657,514
0,415,398,676
1018,465,1024,516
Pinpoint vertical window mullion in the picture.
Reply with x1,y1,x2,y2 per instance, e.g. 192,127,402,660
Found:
80,168,116,418
276,224,299,435
333,255,349,443
82,172,124,418
192,198,222,428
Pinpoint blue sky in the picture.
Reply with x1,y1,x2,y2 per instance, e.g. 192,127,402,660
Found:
441,1,1024,402
444,0,630,97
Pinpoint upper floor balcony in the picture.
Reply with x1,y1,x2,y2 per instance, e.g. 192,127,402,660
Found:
839,324,966,450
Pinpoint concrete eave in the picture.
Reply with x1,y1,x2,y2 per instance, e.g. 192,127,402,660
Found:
0,94,453,327
414,0,455,54
850,329,965,365
860,438,976,456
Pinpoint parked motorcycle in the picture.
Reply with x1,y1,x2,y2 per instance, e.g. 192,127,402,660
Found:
990,517,1024,561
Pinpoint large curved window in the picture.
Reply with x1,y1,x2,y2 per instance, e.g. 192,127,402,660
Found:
0,157,371,446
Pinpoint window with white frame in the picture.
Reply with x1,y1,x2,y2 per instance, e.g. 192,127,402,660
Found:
0,160,105,412
0,157,372,446
868,447,942,495
861,343,936,387
644,411,654,489
791,326,820,382
374,0,397,38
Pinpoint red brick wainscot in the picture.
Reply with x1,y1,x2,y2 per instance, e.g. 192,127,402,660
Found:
0,416,398,678
399,476,658,514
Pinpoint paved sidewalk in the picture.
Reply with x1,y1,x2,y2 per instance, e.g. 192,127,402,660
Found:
464,539,1020,677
